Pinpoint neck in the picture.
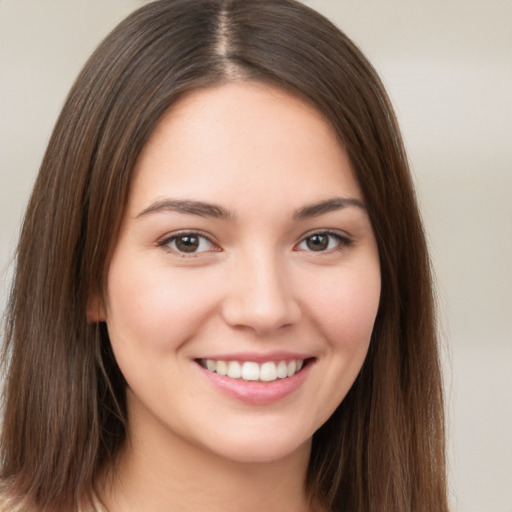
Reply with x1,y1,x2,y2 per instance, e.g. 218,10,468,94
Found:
99,397,313,512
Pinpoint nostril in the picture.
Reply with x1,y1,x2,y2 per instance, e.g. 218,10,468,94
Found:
221,296,302,334
220,267,301,334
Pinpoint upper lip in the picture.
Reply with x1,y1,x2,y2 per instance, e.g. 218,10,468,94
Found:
194,351,314,363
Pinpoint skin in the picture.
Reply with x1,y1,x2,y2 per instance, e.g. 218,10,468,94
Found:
91,82,381,512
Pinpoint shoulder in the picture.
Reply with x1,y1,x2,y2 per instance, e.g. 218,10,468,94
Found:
0,485,104,512
0,491,16,512
0,487,12,511
0,492,22,512
0,485,35,512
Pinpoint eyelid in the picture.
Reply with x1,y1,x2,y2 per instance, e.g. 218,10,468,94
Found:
157,230,221,255
294,229,353,252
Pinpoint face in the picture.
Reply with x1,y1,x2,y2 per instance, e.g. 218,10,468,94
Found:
95,82,381,464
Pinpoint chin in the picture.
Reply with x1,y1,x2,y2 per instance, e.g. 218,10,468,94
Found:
197,425,313,465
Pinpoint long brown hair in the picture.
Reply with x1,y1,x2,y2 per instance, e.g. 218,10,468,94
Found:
1,1,448,510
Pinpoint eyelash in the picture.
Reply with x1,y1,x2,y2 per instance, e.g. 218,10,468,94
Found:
157,230,219,255
294,231,353,253
157,230,352,256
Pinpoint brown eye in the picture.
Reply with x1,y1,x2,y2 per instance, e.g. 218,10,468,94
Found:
306,234,329,251
296,232,352,253
175,235,200,253
161,232,216,254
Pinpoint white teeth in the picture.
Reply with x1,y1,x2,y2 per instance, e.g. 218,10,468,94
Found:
201,358,307,381
276,361,288,379
241,361,260,381
227,361,242,379
286,360,296,377
260,362,277,382
216,360,228,376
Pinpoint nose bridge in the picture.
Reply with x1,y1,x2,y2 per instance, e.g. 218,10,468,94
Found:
222,245,300,334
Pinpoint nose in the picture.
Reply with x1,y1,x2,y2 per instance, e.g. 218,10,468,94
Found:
221,250,301,335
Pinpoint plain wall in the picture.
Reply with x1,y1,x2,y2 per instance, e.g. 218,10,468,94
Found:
1,1,511,511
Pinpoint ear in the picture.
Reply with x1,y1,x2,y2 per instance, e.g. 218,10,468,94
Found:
86,291,107,323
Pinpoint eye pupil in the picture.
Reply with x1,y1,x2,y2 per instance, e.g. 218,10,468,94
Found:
306,234,329,251
176,235,199,253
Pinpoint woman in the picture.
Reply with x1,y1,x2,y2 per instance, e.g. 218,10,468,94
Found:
0,0,449,511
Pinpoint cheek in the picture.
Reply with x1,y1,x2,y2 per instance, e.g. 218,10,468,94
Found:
105,258,221,353
307,261,381,349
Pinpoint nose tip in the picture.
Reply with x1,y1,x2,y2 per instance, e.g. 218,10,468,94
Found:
221,261,301,334
223,294,301,334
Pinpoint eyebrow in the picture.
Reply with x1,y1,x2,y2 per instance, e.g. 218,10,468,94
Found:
137,196,365,221
293,197,366,220
137,199,234,220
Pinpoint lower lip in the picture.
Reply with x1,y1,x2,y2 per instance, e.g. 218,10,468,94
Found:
197,362,312,404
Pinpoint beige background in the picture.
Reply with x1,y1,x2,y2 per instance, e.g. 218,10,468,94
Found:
1,1,511,511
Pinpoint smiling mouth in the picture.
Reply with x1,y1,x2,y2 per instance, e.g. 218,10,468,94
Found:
196,358,313,382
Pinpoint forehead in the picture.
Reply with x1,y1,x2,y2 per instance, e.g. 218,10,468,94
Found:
128,81,362,213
